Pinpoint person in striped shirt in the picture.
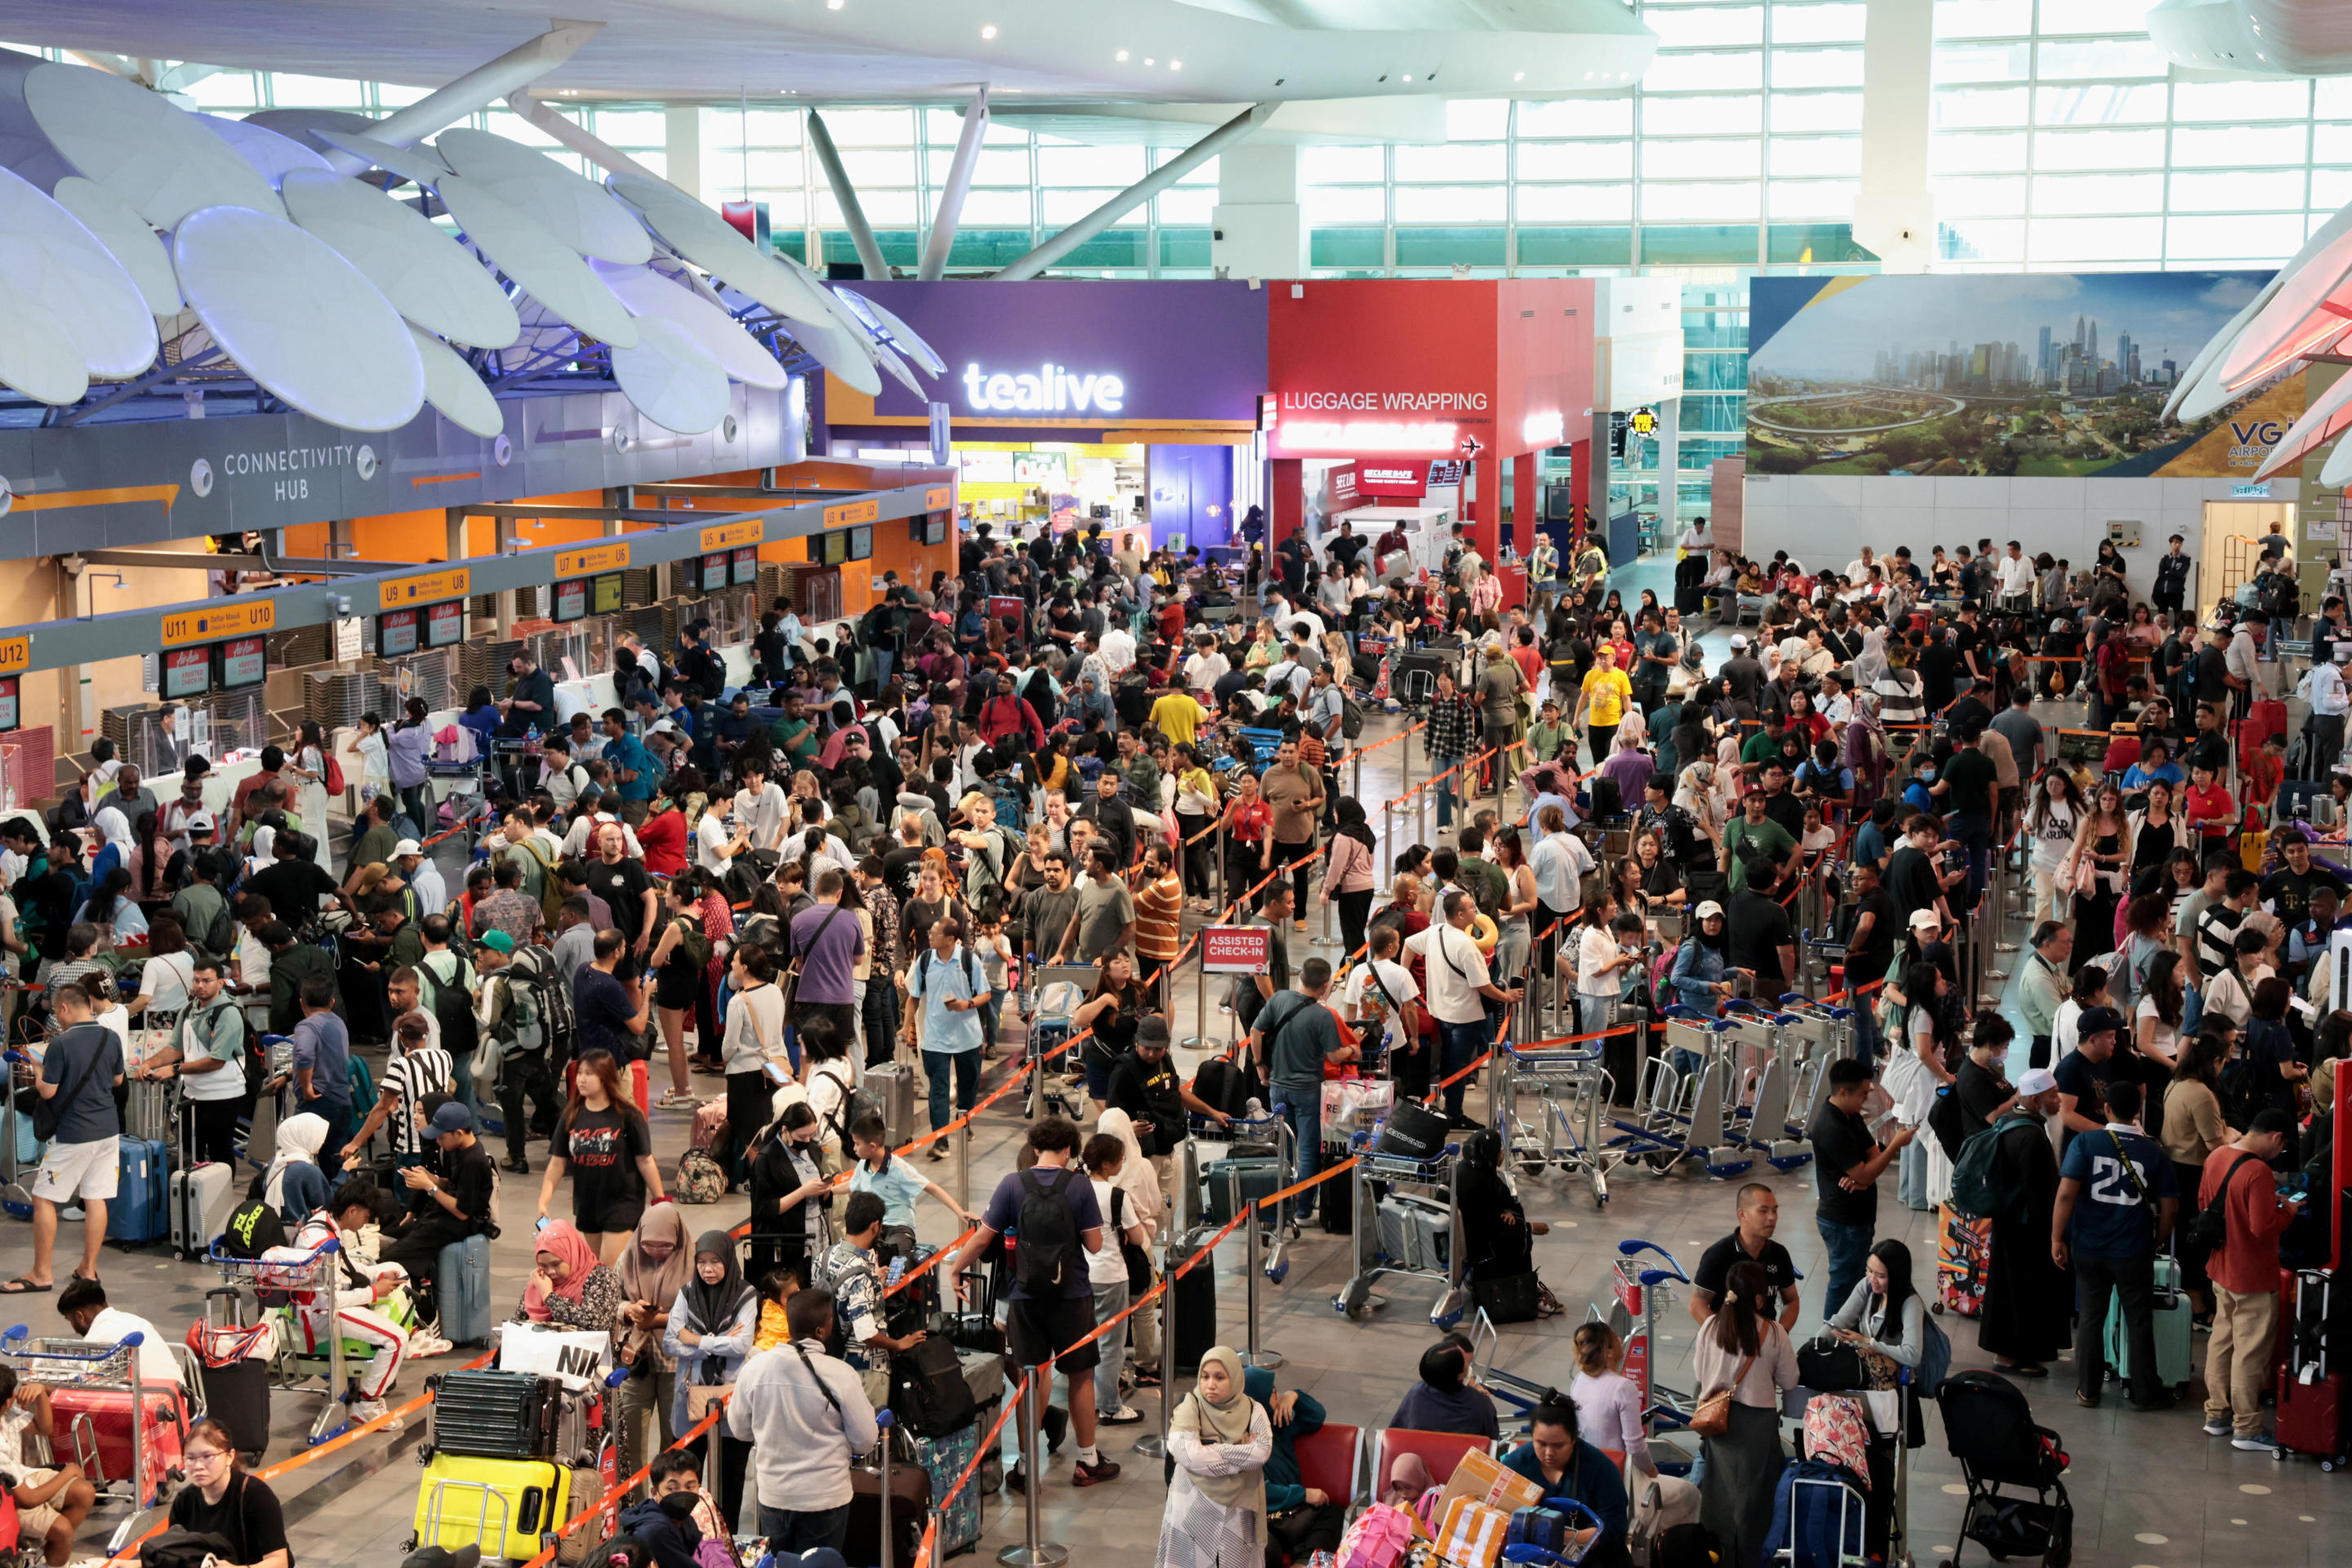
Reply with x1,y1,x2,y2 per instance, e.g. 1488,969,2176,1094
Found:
1132,843,1186,1011
343,1009,453,1167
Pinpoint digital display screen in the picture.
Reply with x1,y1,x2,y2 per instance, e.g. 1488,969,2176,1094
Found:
927,515,949,545
732,547,759,586
701,552,730,592
553,579,588,623
216,635,267,691
0,678,19,733
425,600,464,648
592,573,624,615
822,531,849,565
163,646,211,701
376,608,420,657
847,524,872,561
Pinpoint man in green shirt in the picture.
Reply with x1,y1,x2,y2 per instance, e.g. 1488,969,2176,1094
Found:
1740,713,1784,775
1721,788,1797,894
345,797,400,885
265,920,337,1035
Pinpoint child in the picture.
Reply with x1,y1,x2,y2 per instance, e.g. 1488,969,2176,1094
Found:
1157,1346,1272,1568
972,911,1014,1046
354,710,390,807
751,1268,797,1353
0,1364,98,1568
845,1113,977,1223
1901,753,1937,817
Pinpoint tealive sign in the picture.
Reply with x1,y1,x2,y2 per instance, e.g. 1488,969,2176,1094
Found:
960,361,1126,414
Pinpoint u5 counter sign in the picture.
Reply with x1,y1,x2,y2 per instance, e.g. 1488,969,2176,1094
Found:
1201,925,1273,975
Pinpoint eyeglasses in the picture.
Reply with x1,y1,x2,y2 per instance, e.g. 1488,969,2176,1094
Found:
185,1447,228,1467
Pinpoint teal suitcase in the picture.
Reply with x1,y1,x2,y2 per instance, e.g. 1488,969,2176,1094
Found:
1200,1156,1284,1225
2104,1254,2195,1396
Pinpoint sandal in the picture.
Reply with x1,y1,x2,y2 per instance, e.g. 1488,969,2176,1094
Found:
0,1277,52,1294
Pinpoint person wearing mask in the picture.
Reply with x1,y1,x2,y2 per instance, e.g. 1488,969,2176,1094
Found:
612,1205,692,1489
1691,1260,1799,1568
1500,1401,1633,1568
166,1419,292,1568
1690,1183,1802,1331
2051,1077,2178,1412
662,1232,760,1529
1806,1058,1915,1317
2198,1109,2305,1448
617,1448,727,1568
728,1285,879,1557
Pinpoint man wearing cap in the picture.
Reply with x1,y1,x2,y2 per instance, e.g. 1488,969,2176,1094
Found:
2053,1002,2127,1153
1107,1014,1228,1193
394,839,445,916
1978,1066,2067,1378
2052,1077,2177,1411
379,1099,498,1354
1720,633,1766,710
2198,1108,2305,1446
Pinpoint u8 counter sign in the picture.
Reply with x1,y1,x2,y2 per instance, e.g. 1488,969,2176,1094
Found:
1201,925,1273,975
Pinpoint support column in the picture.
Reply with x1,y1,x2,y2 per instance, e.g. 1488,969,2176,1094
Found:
1270,458,1306,550
1854,0,1935,272
807,110,890,281
1584,414,1612,548
323,22,603,172
664,106,704,203
920,89,990,282
1211,141,1307,280
996,103,1273,282
1655,397,1682,532
1464,457,1499,564
445,508,468,565
1512,452,1539,557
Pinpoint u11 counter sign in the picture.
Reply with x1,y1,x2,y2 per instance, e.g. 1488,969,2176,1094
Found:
1200,925,1272,975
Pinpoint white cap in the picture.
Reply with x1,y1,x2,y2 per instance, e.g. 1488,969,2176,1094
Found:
1693,900,1726,921
185,812,216,831
649,719,680,735
392,838,422,858
1729,634,1748,650
2014,1067,2059,1098
1907,908,1942,931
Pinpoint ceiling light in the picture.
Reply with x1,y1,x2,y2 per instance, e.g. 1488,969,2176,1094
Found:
1514,71,1525,81
1403,73,1414,82
1116,48,1129,60
1144,56,1155,65
1169,60,1182,70
980,23,997,38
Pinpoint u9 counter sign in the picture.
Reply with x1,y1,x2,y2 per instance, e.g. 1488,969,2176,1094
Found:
1201,925,1273,975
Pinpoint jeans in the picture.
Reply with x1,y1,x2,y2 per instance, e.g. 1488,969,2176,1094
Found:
399,783,430,835
2074,1251,2158,1405
310,1095,351,1174
2204,1285,2280,1435
1950,810,1992,910
1896,1138,1930,1211
1438,1016,1491,1120
1091,1278,1130,1417
761,1502,852,1557
1433,755,1462,828
1850,996,1881,1066
1273,1085,1323,1225
1816,1215,1873,1321
497,1049,555,1165
924,1048,981,1132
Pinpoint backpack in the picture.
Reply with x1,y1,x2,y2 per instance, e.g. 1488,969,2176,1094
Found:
519,838,565,927
1948,1112,2038,1220
185,883,237,960
1340,685,1367,741
2219,1053,2270,1134
321,752,345,794
675,1147,726,1203
2183,1152,2262,1261
1916,1309,1953,1398
492,972,545,1055
509,944,575,1058
672,915,711,973
417,951,479,1065
218,1196,287,1259
1013,1165,1082,1295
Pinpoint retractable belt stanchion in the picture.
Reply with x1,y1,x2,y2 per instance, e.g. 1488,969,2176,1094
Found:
1134,1238,1179,1462
1242,1195,1285,1370
956,1113,972,1213
1187,940,1209,1050
1216,819,1228,913
878,1410,898,1568
999,1373,1067,1568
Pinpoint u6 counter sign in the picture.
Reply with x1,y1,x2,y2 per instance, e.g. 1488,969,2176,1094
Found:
1201,925,1273,975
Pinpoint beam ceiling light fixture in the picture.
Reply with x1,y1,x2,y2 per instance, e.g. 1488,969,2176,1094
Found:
280,167,523,350
51,174,181,315
0,163,158,379
0,47,283,225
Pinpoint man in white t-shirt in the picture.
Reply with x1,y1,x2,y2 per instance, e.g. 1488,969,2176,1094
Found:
1404,889,1525,1125
146,956,248,1168
1577,911,1650,1036
695,807,749,879
1098,623,1137,677
736,761,791,852
1183,635,1229,693
1342,925,1423,1066
60,1278,183,1396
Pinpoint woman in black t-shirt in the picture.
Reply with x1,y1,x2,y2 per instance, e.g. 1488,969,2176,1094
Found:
536,1049,664,1265
168,1418,292,1568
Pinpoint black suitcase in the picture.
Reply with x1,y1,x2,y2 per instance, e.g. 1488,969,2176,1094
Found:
842,1458,930,1568
197,1357,271,1460
1168,1237,1218,1378
888,1335,979,1438
1376,1100,1450,1160
429,1369,563,1460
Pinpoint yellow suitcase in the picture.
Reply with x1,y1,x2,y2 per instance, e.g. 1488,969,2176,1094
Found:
412,1451,571,1561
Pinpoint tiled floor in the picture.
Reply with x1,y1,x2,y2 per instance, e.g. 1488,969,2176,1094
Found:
27,550,2343,1568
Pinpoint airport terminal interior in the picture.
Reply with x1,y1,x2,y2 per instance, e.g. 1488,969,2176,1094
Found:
8,2,2352,1567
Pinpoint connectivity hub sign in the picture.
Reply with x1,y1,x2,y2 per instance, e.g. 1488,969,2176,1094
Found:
960,362,1126,414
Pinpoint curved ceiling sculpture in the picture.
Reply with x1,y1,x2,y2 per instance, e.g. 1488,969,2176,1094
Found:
0,47,940,434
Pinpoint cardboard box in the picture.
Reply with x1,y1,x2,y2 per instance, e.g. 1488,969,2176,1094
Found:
1434,1449,1544,1519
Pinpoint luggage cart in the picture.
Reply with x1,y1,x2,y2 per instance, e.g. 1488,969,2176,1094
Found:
1607,1011,1752,1180
1774,996,1853,1143
2,1045,36,1220
1494,1040,1613,1208
1333,1126,1466,1327
0,1325,189,1546
1601,1240,1705,1473
1782,1371,1912,1568
1717,1001,1811,1172
208,1236,361,1449
1022,964,1096,1120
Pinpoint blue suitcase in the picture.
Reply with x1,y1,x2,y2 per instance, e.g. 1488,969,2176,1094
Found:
436,1233,493,1347
910,1405,982,1557
106,1137,169,1245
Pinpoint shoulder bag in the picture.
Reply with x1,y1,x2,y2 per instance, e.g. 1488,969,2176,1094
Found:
31,1034,108,1143
1688,1352,1756,1437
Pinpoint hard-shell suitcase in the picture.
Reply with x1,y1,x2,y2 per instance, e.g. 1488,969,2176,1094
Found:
170,1160,234,1262
106,1137,169,1246
1375,1193,1452,1273
430,1369,564,1460
49,1387,185,1506
2103,1253,2194,1396
863,1062,918,1149
437,1232,494,1347
1168,1235,1218,1377
842,1456,929,1568
2277,1369,2344,1463
910,1414,983,1557
1936,1205,1989,1318
123,1078,172,1145
412,1451,572,1561
1200,1156,1284,1226
195,1356,272,1460
1767,1459,1867,1568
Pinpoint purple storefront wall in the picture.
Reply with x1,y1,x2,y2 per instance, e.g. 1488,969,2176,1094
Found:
1146,445,1236,549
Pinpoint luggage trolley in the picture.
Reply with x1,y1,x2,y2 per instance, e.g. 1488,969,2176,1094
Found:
1494,1040,1613,1208
1780,1370,1913,1568
0,1325,189,1546
1333,1125,1466,1327
1609,1011,1752,1180
1774,996,1854,1143
1716,1001,1811,1172
1600,1240,1706,1472
207,1236,365,1449
2,1045,36,1220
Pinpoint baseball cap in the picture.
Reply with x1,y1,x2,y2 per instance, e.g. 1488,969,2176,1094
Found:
186,812,216,833
1907,908,1942,931
2013,1067,2059,1098
392,838,422,858
1693,900,1726,921
477,929,515,955
2076,1004,2126,1040
1729,634,1748,650
1136,1017,1171,1049
426,1102,475,1137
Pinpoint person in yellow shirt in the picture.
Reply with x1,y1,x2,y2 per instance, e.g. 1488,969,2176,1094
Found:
1149,685,1209,750
1574,643,1635,768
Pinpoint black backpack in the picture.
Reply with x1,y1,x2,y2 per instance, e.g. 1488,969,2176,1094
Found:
418,952,479,1064
219,1196,287,1258
1192,1055,1250,1118
2183,1152,2262,1261
2219,1054,2270,1134
1013,1167,1082,1295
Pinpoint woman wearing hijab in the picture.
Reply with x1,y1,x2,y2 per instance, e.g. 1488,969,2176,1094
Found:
613,1205,692,1486
516,1219,624,1331
88,803,134,888
1852,626,1891,693
257,1111,332,1227
663,1230,760,1529
1453,1129,1562,1316
1842,690,1892,808
1157,1345,1272,1568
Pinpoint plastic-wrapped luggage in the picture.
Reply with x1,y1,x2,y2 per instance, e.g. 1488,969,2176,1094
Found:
1936,1205,1989,1318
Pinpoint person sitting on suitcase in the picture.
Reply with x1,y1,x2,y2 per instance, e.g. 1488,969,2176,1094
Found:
291,1175,413,1430
376,1100,497,1355
1499,1401,1631,1568
813,1192,931,1410
0,1363,99,1568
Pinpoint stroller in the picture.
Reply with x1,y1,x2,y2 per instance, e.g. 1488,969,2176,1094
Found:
1936,1370,2074,1568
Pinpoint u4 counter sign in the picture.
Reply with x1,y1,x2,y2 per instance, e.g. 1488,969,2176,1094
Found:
1201,925,1273,975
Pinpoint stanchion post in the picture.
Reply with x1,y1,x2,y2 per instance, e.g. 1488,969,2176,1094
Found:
1134,1244,1178,1460
1216,819,1227,912
1402,727,1414,794
1187,940,1209,1049
1352,746,1363,806
997,1372,1067,1567
1242,1196,1285,1370
878,1409,898,1568
956,1116,971,1213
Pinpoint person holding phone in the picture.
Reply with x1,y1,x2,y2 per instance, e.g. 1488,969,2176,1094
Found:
2197,1109,2305,1448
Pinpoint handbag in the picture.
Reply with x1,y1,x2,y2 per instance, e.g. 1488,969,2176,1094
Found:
1468,1272,1542,1325
1687,1352,1754,1437
684,1357,731,1423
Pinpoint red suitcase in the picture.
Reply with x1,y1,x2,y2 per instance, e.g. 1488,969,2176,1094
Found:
2276,1370,2343,1466
47,1388,189,1505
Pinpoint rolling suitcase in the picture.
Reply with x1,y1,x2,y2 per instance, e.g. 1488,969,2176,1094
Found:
2103,1252,2195,1397
123,1078,172,1145
170,1161,234,1262
863,1062,918,1148
430,1369,564,1460
909,1415,983,1557
435,1233,495,1348
412,1451,572,1561
1936,1205,1990,1318
106,1137,169,1247
842,1456,929,1568
2278,1267,2345,1463
194,1356,272,1461
1374,1193,1452,1272
49,1388,185,1506
1200,1156,1284,1226
1168,1232,1218,1377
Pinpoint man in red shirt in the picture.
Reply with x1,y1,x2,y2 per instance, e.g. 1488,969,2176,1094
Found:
2197,1110,2304,1447
977,684,1044,751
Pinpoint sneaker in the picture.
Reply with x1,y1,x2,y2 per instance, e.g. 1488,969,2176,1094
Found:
925,1142,950,1162
657,1089,697,1111
1003,1465,1029,1493
60,1205,82,1222
408,1333,453,1357
2231,1432,2277,1452
1100,1405,1146,1425
1072,1458,1122,1486
501,1156,532,1176
350,1398,403,1432
2203,1419,2232,1437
